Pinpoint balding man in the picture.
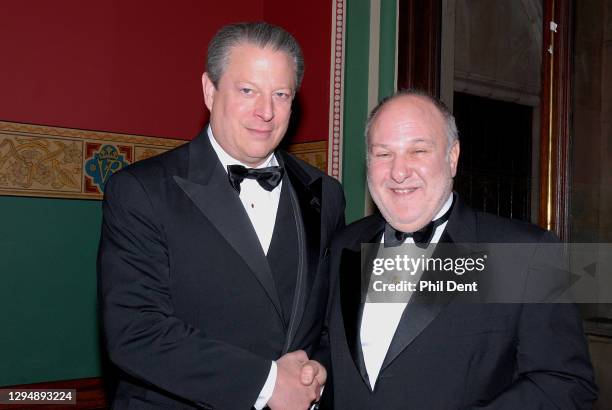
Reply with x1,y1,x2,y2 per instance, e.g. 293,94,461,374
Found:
323,90,597,409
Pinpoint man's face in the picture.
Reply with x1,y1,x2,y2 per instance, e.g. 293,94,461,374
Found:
367,96,459,232
202,43,296,167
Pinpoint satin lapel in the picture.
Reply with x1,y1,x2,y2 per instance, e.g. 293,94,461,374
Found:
278,152,322,340
379,230,455,373
379,195,481,372
279,172,306,352
172,132,284,325
339,215,385,390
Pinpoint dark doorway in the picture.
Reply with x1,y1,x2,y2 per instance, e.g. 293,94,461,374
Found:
453,92,533,222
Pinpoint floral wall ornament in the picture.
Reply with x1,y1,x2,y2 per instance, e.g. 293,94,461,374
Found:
84,145,130,193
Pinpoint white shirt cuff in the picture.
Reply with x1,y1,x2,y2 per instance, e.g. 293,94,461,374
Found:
310,385,324,409
254,361,277,410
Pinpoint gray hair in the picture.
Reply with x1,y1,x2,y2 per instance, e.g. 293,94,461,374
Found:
365,89,459,152
206,22,304,90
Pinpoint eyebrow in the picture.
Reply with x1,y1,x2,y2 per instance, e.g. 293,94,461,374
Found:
235,80,294,91
369,139,434,148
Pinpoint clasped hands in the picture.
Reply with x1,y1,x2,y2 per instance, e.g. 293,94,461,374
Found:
268,350,326,410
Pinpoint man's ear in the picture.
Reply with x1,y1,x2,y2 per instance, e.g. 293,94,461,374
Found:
202,72,215,111
449,140,460,177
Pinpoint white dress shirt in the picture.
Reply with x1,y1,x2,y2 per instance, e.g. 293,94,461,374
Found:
208,128,279,409
360,194,454,388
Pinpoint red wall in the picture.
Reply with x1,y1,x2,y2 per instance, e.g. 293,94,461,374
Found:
263,0,333,143
0,0,331,143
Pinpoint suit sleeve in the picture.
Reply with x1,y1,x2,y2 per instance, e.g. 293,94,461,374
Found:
469,231,598,410
98,170,271,410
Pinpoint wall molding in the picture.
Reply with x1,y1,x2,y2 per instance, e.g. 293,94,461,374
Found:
0,121,328,200
327,0,346,181
0,121,184,200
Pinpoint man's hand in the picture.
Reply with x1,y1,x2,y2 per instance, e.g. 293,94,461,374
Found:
268,350,325,410
299,359,326,387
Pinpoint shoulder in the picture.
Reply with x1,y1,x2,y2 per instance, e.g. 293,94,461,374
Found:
332,214,383,248
106,141,189,189
280,150,344,196
449,196,557,243
102,142,191,211
474,210,557,243
280,150,336,180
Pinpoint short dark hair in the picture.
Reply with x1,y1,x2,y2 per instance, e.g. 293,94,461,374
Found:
206,22,304,90
365,89,459,150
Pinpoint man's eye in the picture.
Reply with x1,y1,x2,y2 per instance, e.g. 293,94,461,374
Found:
240,88,253,95
375,152,390,158
275,92,290,100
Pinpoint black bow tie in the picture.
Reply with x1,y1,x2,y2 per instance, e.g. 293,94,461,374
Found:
227,164,284,194
383,205,453,249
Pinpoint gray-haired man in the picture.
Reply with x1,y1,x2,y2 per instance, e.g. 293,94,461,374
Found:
99,22,345,410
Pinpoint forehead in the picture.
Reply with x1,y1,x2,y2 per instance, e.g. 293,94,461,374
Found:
223,42,296,80
370,96,447,145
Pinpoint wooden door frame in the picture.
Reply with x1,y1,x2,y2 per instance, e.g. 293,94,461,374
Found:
397,0,573,239
540,0,572,239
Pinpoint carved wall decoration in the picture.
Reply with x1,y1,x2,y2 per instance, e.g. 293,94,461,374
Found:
0,121,184,200
0,121,328,200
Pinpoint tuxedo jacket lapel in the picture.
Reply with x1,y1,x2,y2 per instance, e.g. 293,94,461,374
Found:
379,230,455,373
278,152,322,348
339,215,385,390
281,152,322,296
172,131,285,326
337,203,482,386
380,197,482,373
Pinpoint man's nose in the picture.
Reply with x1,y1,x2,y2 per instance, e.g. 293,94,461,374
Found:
254,95,274,121
390,156,412,182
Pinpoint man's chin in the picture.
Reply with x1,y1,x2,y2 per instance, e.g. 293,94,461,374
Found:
381,211,430,233
242,150,276,166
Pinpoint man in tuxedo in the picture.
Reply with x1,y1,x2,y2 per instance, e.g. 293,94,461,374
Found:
98,22,345,410
324,90,597,409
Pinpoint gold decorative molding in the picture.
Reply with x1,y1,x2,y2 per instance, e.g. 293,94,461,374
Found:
0,121,328,200
287,140,327,172
0,121,185,200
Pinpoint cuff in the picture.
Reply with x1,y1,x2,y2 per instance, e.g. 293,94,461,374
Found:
253,361,277,410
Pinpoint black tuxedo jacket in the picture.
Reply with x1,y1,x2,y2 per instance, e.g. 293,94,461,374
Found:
98,128,345,409
324,197,597,409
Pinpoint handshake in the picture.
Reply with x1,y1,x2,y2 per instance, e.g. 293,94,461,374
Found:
267,350,327,410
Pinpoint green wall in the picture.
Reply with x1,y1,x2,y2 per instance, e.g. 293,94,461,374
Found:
379,0,397,99
0,196,102,385
342,0,397,223
342,0,372,222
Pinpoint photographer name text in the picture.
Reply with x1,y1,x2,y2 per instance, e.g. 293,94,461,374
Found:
372,279,478,293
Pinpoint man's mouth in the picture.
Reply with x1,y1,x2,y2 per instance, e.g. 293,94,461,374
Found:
390,187,419,195
246,128,273,137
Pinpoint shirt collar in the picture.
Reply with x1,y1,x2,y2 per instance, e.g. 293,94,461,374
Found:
207,126,278,172
433,193,454,221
